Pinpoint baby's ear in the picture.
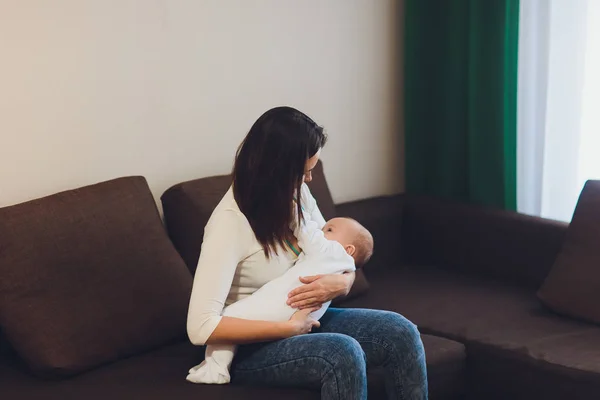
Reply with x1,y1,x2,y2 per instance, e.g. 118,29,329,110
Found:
345,244,356,256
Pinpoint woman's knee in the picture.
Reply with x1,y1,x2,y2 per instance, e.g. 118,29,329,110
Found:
308,333,366,373
387,311,420,335
326,334,367,370
379,311,424,355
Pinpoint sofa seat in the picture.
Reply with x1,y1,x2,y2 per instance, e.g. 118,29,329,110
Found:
1,334,465,400
1,342,316,400
342,266,600,399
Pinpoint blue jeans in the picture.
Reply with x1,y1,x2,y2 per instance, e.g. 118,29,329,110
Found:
231,308,428,400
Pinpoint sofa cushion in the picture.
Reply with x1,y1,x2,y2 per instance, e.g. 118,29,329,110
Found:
400,196,568,288
0,335,464,400
0,177,193,377
342,266,600,400
162,173,232,273
418,335,465,400
0,341,318,400
0,329,14,360
538,180,600,325
162,160,370,301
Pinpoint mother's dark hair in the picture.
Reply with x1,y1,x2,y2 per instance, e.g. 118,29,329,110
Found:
232,106,327,257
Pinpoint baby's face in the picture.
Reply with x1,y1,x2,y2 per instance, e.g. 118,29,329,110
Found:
322,218,359,247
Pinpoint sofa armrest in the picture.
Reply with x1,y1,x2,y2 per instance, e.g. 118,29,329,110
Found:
400,196,568,288
335,194,404,271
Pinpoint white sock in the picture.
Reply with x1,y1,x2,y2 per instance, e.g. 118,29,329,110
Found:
186,344,236,384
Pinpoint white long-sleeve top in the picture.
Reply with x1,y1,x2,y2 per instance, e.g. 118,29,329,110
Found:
220,217,355,322
186,184,327,345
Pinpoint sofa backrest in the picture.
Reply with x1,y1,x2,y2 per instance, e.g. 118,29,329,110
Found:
401,196,569,288
161,160,336,274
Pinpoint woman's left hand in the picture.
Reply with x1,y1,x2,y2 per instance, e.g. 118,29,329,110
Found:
287,273,353,309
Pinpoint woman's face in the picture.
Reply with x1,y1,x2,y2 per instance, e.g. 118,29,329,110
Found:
303,149,321,183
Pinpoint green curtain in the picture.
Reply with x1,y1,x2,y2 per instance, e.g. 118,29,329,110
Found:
404,0,519,210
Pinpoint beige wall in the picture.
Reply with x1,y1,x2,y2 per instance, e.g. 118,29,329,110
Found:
0,0,403,209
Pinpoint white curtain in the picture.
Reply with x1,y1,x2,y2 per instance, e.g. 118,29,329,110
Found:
518,0,600,222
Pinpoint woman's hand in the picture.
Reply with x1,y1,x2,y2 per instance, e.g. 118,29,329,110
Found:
287,273,354,309
286,308,321,336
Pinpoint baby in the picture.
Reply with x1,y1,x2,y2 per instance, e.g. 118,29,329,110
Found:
186,214,374,384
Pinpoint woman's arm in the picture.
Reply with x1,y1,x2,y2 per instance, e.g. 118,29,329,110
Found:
186,209,248,345
287,272,355,309
207,309,319,344
207,317,291,344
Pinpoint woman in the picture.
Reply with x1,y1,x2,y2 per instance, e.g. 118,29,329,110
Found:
187,106,428,400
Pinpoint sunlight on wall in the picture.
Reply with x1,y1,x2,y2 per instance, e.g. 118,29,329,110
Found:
578,1,600,186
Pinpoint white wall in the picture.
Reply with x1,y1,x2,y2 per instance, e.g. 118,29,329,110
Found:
0,0,403,209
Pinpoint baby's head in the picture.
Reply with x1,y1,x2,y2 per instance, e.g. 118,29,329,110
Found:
322,217,374,267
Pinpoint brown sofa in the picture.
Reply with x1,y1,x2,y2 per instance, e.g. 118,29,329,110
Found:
1,163,599,400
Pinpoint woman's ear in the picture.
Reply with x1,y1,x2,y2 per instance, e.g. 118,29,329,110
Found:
345,244,356,256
